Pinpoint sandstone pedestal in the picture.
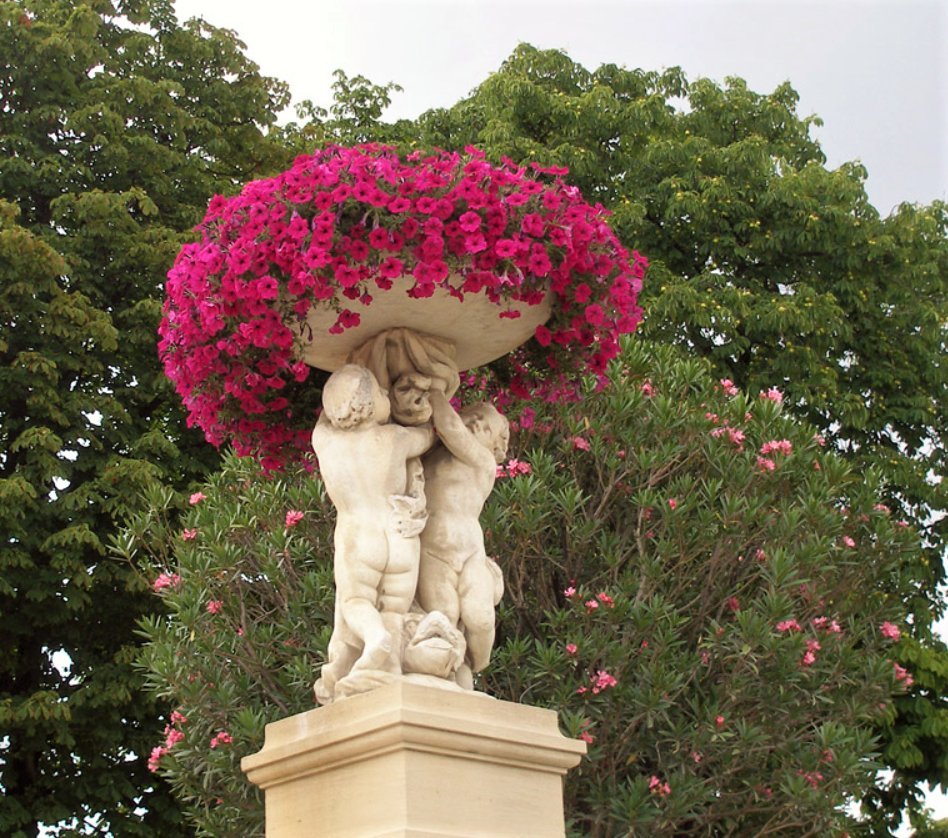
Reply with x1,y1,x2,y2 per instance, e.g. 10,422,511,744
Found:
241,682,586,837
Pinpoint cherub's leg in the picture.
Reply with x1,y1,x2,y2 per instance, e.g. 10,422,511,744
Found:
336,557,392,672
416,550,461,624
458,557,498,673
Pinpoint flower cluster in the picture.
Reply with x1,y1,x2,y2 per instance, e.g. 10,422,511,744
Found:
159,144,646,468
148,710,188,773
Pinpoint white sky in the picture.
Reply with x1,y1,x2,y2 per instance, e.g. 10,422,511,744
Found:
173,0,946,216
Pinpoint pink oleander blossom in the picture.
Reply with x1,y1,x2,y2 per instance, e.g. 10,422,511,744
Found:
760,439,793,457
566,643,578,656
776,619,802,633
571,435,591,451
760,387,784,404
159,145,647,469
206,599,223,614
649,775,671,797
893,663,914,687
564,586,576,598
841,535,856,548
285,510,305,528
189,492,206,505
210,731,233,749
719,378,739,396
181,528,198,541
153,573,182,592
148,745,167,773
592,670,618,693
880,622,902,641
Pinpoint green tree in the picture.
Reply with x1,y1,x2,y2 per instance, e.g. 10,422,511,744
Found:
132,340,920,835
413,44,947,828
0,1,291,832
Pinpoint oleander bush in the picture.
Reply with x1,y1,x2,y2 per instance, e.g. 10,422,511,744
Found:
128,339,920,836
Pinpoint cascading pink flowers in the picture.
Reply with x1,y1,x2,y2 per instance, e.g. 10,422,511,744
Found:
159,144,646,468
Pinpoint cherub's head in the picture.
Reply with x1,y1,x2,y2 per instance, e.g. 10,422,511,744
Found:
460,402,510,463
322,364,390,429
391,372,433,426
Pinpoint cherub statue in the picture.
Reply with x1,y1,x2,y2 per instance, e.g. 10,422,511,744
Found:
311,364,435,703
418,386,509,689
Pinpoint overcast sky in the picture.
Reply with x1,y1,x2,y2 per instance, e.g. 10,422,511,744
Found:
172,0,946,216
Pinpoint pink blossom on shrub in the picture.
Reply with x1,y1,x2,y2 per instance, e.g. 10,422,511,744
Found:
893,663,914,688
210,731,233,749
841,535,856,548
592,670,617,693
649,775,671,796
285,510,305,528
776,619,802,633
181,528,198,541
148,745,167,773
880,621,901,641
760,439,793,457
189,492,206,505
206,600,223,615
153,572,182,592
760,387,784,404
571,435,591,451
719,378,739,396
566,643,578,656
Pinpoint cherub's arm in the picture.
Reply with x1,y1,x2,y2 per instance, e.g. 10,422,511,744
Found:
428,390,494,471
392,423,436,459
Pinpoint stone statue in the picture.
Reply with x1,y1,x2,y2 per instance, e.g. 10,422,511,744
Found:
312,329,507,703
311,364,435,702
418,387,509,690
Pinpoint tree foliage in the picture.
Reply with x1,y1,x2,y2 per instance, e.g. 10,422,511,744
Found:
412,44,947,826
133,340,920,835
0,1,291,832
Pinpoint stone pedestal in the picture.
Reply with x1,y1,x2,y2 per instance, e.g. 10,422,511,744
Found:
241,682,586,837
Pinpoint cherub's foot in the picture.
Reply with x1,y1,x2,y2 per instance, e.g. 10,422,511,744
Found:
352,629,393,672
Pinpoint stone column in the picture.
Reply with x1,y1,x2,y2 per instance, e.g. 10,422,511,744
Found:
242,682,586,837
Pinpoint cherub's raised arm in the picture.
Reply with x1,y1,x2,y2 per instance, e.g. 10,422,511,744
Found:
396,423,437,459
429,390,493,470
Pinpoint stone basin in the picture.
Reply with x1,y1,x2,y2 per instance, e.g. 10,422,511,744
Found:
296,284,553,372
